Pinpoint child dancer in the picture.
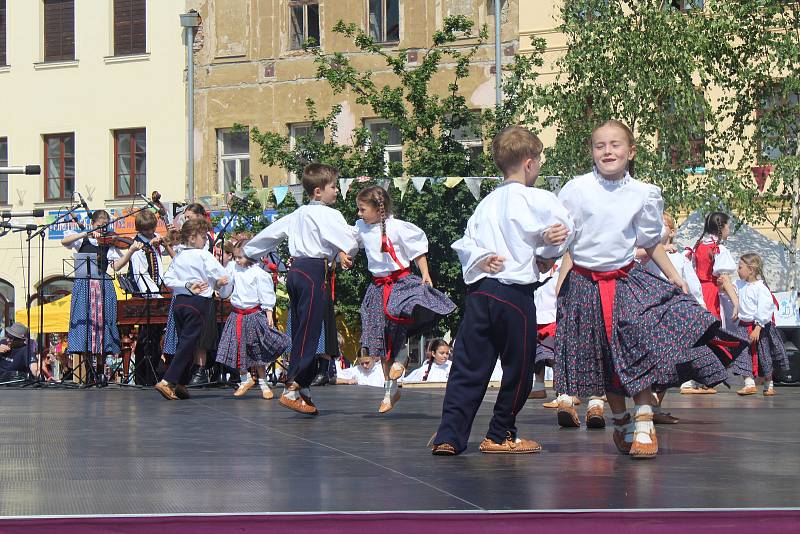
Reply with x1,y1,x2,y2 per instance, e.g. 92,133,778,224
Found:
62,210,142,385
244,163,358,415
355,185,456,413
216,239,290,399
400,339,452,383
730,253,789,396
553,120,747,459
430,126,574,456
156,218,229,400
334,355,385,386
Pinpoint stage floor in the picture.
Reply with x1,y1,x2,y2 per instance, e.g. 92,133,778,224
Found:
0,383,799,517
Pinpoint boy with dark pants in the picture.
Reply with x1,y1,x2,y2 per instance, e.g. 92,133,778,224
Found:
431,126,574,455
245,163,358,415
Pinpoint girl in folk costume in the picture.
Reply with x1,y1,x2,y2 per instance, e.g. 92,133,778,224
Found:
729,253,789,396
553,120,748,459
683,212,740,394
355,185,456,413
400,339,452,384
62,209,143,383
216,239,290,399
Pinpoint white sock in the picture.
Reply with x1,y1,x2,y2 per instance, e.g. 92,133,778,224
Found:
283,388,299,400
681,380,696,389
258,378,269,391
557,393,573,406
238,372,249,385
764,380,774,391
744,377,756,388
612,410,634,443
532,380,545,392
587,398,604,410
634,405,654,445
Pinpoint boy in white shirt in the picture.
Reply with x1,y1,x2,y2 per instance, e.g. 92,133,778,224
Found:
335,356,385,387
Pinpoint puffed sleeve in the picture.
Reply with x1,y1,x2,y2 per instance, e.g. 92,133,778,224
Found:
62,230,83,251
162,258,182,290
516,189,574,260
452,216,494,285
244,213,292,261
680,256,705,306
713,244,737,275
106,246,123,262
203,251,230,283
256,269,277,311
634,186,664,249
395,219,428,260
755,283,775,326
558,178,584,254
320,208,359,256
354,220,366,249
217,268,234,299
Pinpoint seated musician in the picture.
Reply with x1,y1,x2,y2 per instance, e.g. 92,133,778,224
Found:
0,323,38,381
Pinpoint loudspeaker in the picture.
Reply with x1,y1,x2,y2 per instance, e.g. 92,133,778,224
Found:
775,341,800,385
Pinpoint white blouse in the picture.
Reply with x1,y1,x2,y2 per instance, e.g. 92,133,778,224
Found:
355,217,428,277
162,248,229,298
219,263,276,311
559,171,664,271
244,203,358,262
452,182,574,285
734,279,775,326
534,263,560,325
698,236,737,276
643,250,705,305
63,230,123,262
129,233,167,297
336,362,385,387
400,360,452,383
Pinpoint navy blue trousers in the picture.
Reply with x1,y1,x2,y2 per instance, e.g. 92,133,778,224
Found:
164,294,210,385
287,258,330,388
435,278,537,453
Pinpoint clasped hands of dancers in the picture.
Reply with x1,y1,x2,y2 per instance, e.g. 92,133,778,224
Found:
144,120,783,461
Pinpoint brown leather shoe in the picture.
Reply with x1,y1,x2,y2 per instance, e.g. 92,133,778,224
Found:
154,381,178,400
612,413,632,454
262,387,274,400
528,389,547,399
586,405,606,429
479,435,542,454
299,388,317,409
174,384,190,400
234,377,256,397
378,391,401,413
432,443,457,456
388,362,406,380
653,412,679,424
542,400,559,409
697,387,717,394
629,413,658,459
557,401,580,428
737,385,757,396
763,388,775,397
279,394,318,415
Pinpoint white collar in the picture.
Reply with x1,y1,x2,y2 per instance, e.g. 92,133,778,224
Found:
593,167,632,188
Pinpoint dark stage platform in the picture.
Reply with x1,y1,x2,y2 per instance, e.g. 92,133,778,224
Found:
0,383,798,530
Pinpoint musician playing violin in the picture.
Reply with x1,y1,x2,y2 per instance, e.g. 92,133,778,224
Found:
61,209,142,385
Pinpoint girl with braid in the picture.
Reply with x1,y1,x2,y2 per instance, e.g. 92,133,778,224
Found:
400,339,452,384
354,186,456,413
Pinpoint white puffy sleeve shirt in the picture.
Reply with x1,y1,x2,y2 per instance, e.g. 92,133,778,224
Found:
734,279,775,326
244,203,358,261
452,182,575,285
63,230,123,262
712,244,737,276
225,264,276,311
355,217,428,277
559,172,664,271
162,248,229,298
534,264,560,324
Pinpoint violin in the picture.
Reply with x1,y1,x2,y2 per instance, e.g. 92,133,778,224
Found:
94,231,134,249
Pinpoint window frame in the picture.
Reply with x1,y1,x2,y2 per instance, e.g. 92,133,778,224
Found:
113,128,146,199
288,0,321,51
217,128,251,193
367,0,400,44
0,137,8,205
113,0,147,57
43,132,75,202
757,90,800,163
288,122,324,185
0,277,14,328
0,0,7,66
364,118,403,173
43,0,75,63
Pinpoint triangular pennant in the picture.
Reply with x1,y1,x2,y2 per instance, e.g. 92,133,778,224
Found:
377,179,390,191
273,186,289,206
464,177,482,200
288,184,304,205
411,176,428,192
393,177,411,200
444,176,464,188
256,187,271,207
339,178,355,199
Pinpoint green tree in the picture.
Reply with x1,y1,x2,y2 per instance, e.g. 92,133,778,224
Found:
248,16,545,332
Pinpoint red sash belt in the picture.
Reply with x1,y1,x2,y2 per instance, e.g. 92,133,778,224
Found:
233,305,261,368
372,267,413,325
572,262,635,344
537,322,556,341
739,320,759,376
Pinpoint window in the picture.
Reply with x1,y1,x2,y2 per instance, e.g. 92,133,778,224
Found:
451,116,484,162
217,128,250,192
368,0,399,43
32,276,73,306
365,119,403,172
0,278,13,327
0,0,7,66
114,129,146,198
43,0,75,62
113,0,146,56
759,91,800,162
289,123,324,184
289,1,320,50
666,0,703,11
44,133,74,201
0,137,7,205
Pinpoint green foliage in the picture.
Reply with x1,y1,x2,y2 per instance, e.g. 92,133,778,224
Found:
248,15,540,331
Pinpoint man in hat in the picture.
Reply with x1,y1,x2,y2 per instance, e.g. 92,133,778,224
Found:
0,322,39,381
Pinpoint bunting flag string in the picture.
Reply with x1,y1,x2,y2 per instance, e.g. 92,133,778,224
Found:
273,185,289,205
411,176,428,192
393,177,411,200
288,184,305,205
444,176,464,188
339,178,355,199
464,177,482,200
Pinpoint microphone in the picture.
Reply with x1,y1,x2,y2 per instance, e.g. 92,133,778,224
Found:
75,192,92,219
0,165,41,175
0,221,39,231
0,209,44,218
69,211,86,231
137,193,158,209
